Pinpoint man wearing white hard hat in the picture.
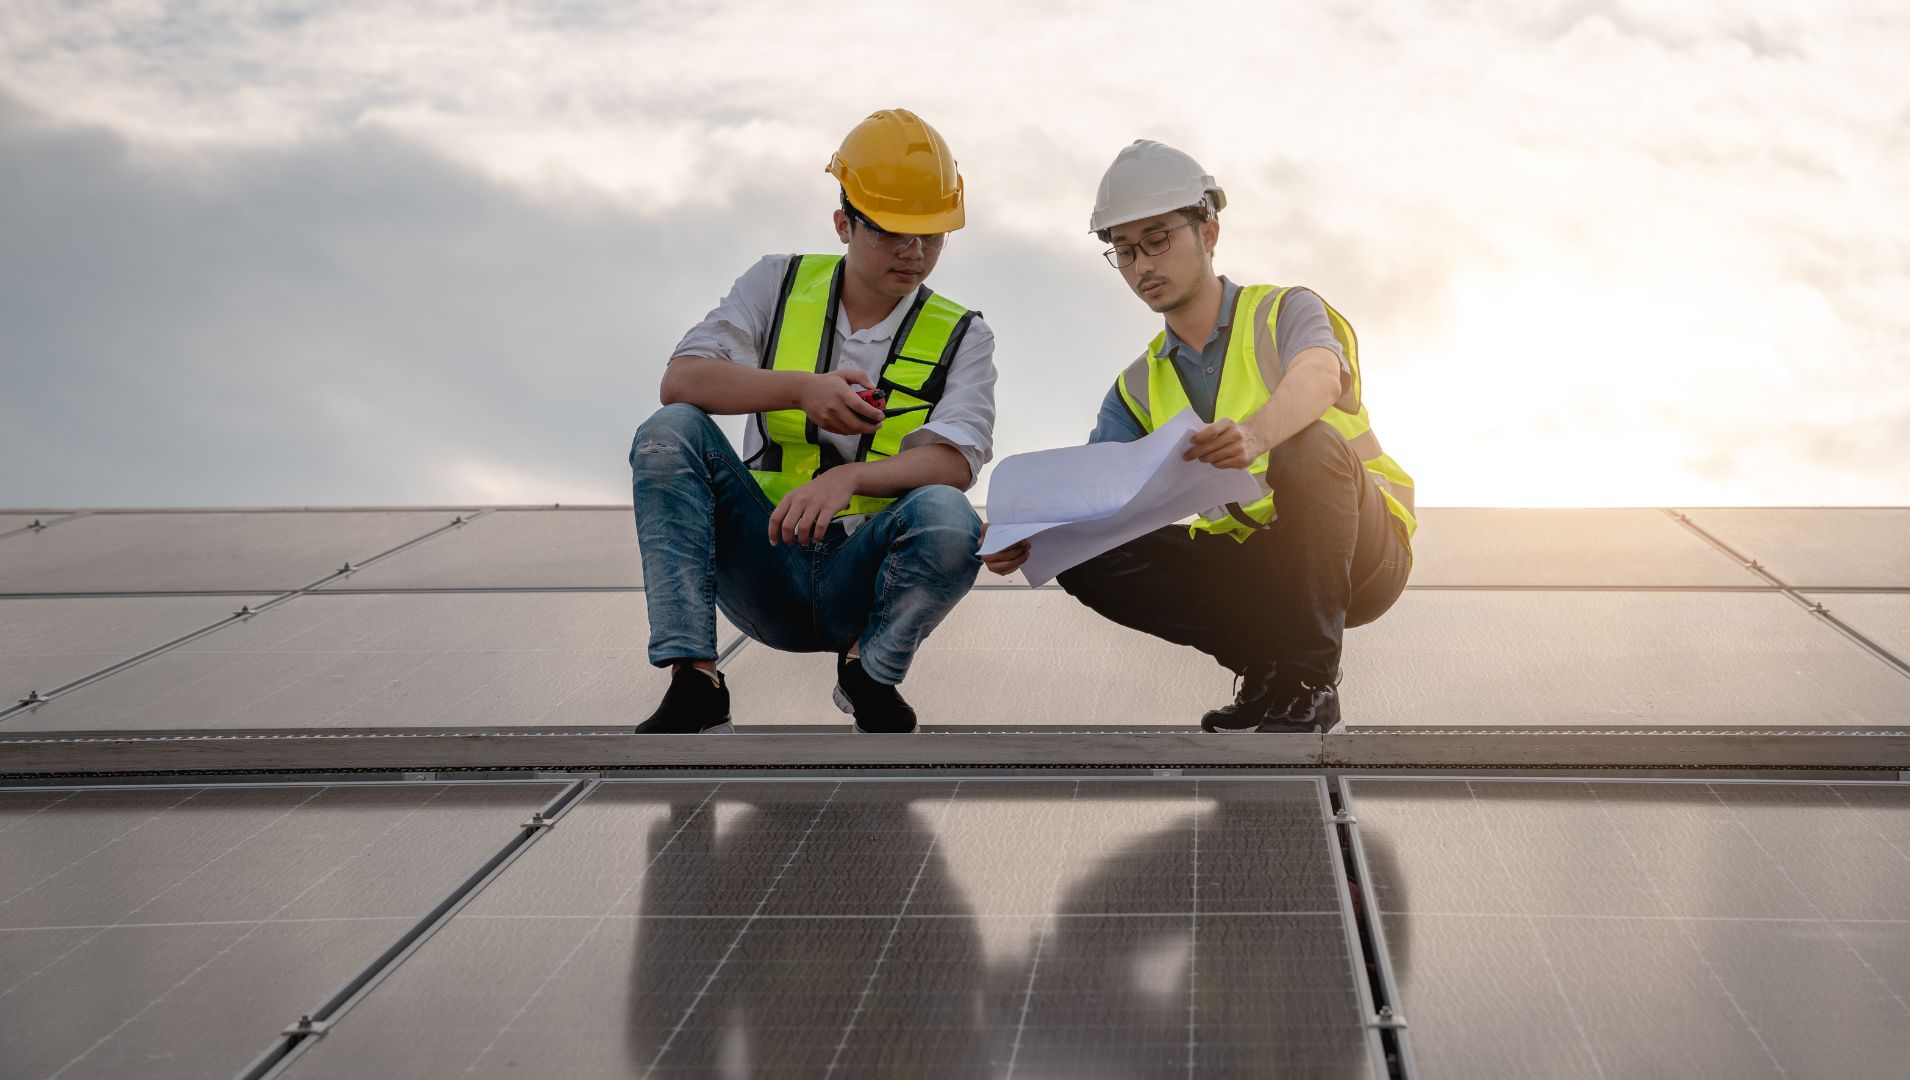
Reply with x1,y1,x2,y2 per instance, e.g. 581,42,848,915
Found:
630,109,997,735
983,140,1415,733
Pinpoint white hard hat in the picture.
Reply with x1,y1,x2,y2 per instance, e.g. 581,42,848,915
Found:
1088,139,1227,234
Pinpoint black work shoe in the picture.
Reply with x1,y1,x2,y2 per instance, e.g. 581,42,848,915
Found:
1201,663,1282,733
1255,673,1341,734
635,666,733,734
833,654,918,734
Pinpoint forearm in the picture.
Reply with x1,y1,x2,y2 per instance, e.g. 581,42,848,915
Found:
840,443,972,498
1243,347,1344,453
660,355,812,415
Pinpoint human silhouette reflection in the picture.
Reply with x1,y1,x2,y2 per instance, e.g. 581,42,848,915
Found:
626,786,991,1077
1004,785,1408,1079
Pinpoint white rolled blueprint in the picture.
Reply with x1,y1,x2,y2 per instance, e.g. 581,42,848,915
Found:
978,410,1265,586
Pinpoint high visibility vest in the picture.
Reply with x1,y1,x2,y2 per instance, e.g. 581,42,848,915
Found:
749,254,979,517
1114,284,1417,542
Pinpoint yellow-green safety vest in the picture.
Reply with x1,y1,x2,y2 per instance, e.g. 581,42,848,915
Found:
749,254,979,517
1114,284,1417,542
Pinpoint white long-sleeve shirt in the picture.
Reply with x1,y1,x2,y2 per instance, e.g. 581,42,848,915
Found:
670,254,999,485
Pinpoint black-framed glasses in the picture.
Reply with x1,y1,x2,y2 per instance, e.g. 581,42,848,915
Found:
1102,220,1196,268
845,205,947,256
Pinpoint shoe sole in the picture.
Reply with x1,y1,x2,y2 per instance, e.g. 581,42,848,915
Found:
1201,721,1260,734
835,686,917,734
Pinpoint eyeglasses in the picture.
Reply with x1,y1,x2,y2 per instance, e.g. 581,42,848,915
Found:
1102,221,1197,269
845,206,947,256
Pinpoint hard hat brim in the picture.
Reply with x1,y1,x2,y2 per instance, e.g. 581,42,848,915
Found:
861,202,966,235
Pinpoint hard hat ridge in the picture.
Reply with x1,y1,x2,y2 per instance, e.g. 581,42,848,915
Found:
826,108,966,234
1089,139,1227,235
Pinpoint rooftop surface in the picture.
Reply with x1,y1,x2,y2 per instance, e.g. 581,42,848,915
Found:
2,507,1907,1078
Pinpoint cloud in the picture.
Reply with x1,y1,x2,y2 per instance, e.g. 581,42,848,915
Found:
2,1,1908,506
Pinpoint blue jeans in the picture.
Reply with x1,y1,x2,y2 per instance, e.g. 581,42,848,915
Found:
629,404,982,685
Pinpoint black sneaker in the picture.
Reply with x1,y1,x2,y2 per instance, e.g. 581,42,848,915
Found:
1255,672,1340,734
635,666,733,734
1201,663,1282,733
833,654,918,733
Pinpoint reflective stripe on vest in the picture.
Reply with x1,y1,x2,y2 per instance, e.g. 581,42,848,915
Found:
748,254,977,517
1114,284,1417,542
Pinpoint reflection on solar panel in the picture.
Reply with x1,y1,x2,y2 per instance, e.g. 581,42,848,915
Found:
275,778,1383,1079
1339,591,1910,728
0,506,1907,1078
0,511,464,594
0,782,560,1079
1822,594,1910,665
1346,778,1910,1079
1406,508,1758,587
6,592,740,733
1683,508,1910,588
0,595,273,702
318,509,644,590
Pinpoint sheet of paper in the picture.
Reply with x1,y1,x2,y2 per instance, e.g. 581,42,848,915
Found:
980,410,1264,586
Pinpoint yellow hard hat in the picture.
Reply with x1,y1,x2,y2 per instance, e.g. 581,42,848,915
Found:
825,109,965,234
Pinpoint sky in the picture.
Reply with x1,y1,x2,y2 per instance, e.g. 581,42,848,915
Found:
2,0,1906,508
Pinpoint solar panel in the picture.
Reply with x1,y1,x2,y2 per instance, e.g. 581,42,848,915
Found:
720,589,1236,728
277,778,1383,1079
0,511,462,594
1344,778,1910,1079
1339,590,1910,728
1407,508,1758,587
317,509,644,590
1818,594,1910,666
1682,508,1910,588
0,782,560,1079
3,593,739,733
0,595,273,703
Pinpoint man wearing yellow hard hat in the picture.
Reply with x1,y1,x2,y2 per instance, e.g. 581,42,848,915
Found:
629,109,995,735
983,140,1415,733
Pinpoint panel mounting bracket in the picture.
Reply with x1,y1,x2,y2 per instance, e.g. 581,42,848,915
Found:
282,1015,332,1038
1364,1006,1408,1030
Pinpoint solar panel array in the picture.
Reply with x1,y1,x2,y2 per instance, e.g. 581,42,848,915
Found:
2,506,1908,1078
2,507,1906,733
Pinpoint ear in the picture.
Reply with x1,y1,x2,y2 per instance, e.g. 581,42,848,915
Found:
833,209,853,245
1202,215,1220,256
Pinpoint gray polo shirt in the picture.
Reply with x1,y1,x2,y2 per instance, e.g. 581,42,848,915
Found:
1088,277,1350,443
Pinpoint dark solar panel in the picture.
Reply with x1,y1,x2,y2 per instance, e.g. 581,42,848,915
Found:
1407,508,1758,587
1339,590,1910,728
0,511,461,594
3,592,739,733
0,595,273,702
279,778,1383,1079
721,589,1236,728
0,782,560,1079
1345,779,1910,1079
318,509,644,590
1682,508,1910,588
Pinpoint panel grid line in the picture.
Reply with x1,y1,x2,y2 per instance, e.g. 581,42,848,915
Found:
1185,777,1201,1077
823,781,965,1077
0,511,494,726
458,781,724,1079
1004,779,1083,1079
47,786,452,1079
1585,783,1789,1078
1462,779,1608,1079
642,781,843,1077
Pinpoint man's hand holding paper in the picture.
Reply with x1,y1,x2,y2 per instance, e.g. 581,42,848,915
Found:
976,409,1265,586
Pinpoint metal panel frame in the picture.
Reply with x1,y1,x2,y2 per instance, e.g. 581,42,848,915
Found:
4,728,1908,777
236,777,596,1080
